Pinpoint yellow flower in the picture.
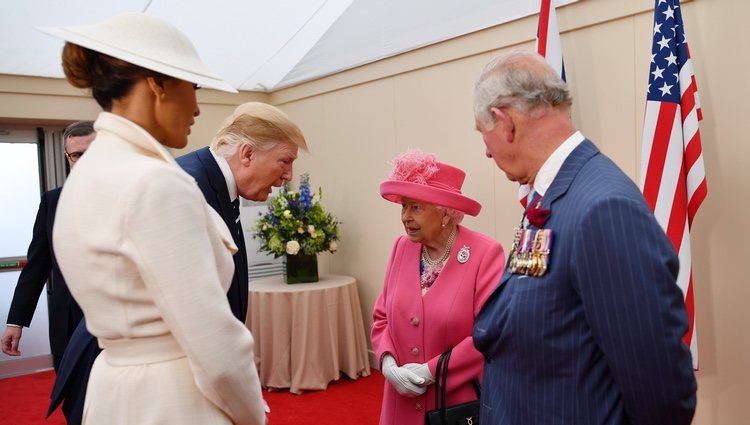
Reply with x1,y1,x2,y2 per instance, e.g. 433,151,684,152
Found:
283,210,292,218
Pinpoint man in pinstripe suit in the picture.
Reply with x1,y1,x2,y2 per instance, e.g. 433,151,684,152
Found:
471,51,696,424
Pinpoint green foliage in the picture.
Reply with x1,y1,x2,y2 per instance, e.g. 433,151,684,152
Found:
252,173,341,257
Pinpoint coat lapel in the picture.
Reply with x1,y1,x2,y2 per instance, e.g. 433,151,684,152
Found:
540,139,599,209
195,147,235,228
481,140,600,309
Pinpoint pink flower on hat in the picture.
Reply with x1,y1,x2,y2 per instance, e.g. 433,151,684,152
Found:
389,150,440,185
379,149,482,216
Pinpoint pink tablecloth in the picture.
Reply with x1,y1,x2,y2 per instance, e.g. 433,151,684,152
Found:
246,274,371,394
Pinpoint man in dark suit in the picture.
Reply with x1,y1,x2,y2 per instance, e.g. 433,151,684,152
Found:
1,121,95,370
471,52,697,424
177,101,307,322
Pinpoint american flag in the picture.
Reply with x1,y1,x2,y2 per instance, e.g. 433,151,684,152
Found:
640,0,706,368
520,0,565,206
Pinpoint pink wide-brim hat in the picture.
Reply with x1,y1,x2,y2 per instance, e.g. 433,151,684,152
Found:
379,151,481,216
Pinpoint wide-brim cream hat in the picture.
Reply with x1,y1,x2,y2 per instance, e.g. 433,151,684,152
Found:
37,12,237,93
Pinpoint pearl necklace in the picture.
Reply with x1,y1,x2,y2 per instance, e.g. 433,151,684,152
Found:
421,226,457,267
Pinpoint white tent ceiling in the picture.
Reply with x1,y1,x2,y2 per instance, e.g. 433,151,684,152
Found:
0,0,575,92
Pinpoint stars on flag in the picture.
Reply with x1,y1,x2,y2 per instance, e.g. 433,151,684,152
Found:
646,0,686,103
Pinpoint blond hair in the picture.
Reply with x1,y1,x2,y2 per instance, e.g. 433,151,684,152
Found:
211,102,307,158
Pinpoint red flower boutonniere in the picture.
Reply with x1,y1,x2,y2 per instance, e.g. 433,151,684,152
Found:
526,207,551,228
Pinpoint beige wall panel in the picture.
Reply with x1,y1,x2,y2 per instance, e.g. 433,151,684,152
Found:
0,91,100,122
565,18,638,179
280,80,399,337
181,104,239,153
392,55,501,239
180,91,269,153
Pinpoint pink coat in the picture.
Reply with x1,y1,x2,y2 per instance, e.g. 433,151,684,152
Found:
372,225,505,425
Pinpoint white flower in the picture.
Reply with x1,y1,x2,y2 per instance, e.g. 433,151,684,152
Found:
308,225,316,234
262,224,268,231
283,210,292,218
329,241,338,252
286,240,301,255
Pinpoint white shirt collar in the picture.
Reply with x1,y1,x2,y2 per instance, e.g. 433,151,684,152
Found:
532,131,585,197
209,147,238,202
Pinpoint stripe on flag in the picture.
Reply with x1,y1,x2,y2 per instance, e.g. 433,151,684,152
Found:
640,0,706,368
521,0,566,206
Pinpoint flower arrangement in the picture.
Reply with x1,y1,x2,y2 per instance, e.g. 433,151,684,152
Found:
253,173,341,257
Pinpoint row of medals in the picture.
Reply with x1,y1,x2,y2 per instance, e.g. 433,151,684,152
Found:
508,221,552,277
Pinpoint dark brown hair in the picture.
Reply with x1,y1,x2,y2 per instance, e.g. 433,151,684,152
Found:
61,42,171,111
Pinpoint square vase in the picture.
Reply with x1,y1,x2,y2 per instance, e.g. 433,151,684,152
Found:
284,254,319,284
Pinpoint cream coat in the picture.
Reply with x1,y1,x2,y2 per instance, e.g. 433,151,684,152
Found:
53,112,265,425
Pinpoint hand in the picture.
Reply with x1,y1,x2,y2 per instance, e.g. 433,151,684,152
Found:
402,362,435,386
1,326,22,356
381,354,427,397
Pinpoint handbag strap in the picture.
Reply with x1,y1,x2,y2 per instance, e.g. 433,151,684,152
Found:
433,350,450,410
471,377,482,398
433,349,482,418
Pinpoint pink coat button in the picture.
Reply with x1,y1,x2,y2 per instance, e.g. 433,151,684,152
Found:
411,347,419,356
410,317,420,326
415,402,423,411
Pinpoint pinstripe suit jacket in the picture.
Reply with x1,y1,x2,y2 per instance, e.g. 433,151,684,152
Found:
473,140,696,425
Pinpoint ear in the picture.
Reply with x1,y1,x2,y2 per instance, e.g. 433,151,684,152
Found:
490,106,515,143
238,143,255,166
145,76,167,101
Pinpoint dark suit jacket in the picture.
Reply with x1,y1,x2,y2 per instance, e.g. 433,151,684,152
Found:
6,187,82,369
177,147,249,322
47,319,99,425
473,140,697,425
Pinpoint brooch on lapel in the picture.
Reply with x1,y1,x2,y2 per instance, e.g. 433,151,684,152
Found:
457,245,470,264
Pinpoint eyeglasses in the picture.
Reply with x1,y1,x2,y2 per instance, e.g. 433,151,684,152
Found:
64,150,85,162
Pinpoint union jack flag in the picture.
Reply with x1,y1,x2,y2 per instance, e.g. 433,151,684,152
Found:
640,0,706,368
520,0,565,206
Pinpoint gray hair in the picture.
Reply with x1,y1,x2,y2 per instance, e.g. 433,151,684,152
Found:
63,120,95,142
435,206,465,225
473,51,572,129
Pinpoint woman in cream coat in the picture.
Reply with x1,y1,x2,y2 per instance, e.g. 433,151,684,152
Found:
41,13,266,425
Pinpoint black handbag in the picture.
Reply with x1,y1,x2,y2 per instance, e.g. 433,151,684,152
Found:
425,349,481,425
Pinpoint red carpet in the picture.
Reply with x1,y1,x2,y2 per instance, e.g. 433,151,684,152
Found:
0,370,66,425
0,369,383,425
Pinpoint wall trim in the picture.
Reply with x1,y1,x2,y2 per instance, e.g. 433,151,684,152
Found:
0,354,53,379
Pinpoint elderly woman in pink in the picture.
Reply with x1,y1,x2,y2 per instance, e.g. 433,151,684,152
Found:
372,150,505,425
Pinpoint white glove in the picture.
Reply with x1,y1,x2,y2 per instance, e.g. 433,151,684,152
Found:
402,362,435,386
381,354,427,397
